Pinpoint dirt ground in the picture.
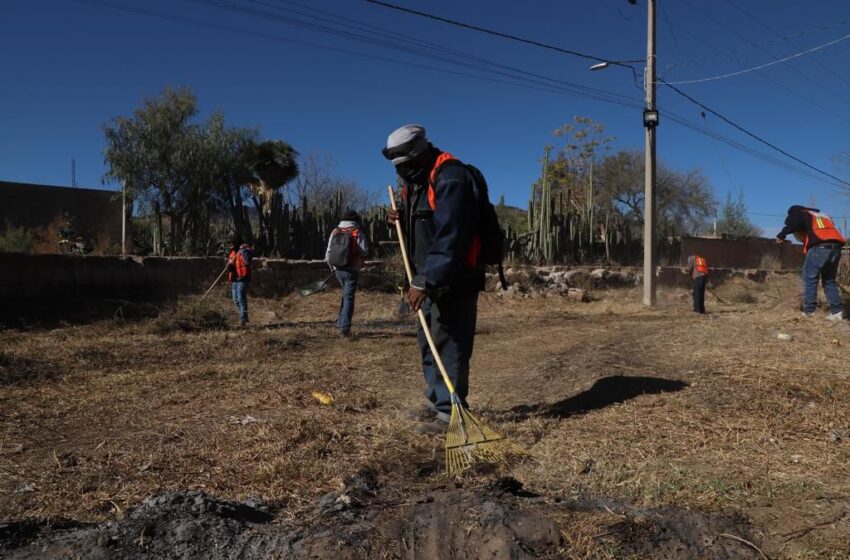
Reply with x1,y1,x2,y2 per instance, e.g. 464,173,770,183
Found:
1,273,849,559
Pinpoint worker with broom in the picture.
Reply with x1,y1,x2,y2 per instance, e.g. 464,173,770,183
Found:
776,205,845,320
325,209,372,338
227,236,253,327
383,124,485,434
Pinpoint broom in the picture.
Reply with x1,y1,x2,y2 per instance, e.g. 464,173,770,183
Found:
388,186,526,474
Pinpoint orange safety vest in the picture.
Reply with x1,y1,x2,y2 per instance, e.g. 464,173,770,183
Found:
227,245,251,281
401,152,481,268
694,255,708,277
801,211,845,253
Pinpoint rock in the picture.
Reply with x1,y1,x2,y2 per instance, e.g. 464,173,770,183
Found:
777,333,793,341
566,288,589,302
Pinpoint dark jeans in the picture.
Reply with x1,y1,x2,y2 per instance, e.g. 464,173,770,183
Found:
334,269,359,334
802,243,843,314
692,275,706,314
231,281,248,323
418,292,478,415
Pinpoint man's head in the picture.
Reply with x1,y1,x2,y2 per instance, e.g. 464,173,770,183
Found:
382,124,436,183
788,205,819,215
230,234,243,249
342,208,360,223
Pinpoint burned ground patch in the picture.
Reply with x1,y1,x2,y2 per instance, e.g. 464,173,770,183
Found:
1,477,763,560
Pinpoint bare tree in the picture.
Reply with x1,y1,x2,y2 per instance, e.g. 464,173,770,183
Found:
291,153,374,214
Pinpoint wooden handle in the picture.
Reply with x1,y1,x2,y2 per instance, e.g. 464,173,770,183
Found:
200,265,230,301
387,186,458,397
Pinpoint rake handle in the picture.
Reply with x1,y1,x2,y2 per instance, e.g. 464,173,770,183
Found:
200,263,231,302
388,185,458,397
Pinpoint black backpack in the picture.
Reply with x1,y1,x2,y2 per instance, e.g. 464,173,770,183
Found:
439,161,508,290
327,228,355,268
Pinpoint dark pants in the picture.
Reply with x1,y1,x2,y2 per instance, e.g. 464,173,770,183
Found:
802,243,843,314
418,292,478,415
334,269,359,334
692,275,706,314
231,281,248,323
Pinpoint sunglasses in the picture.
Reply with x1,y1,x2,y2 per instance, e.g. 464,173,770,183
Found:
381,137,424,161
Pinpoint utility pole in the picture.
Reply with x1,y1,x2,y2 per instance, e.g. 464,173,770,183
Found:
642,0,658,306
121,181,127,255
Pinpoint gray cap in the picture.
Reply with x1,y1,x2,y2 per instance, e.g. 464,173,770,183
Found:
383,124,429,165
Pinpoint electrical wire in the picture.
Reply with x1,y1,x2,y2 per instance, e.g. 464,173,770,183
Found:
362,0,643,65
666,16,850,70
660,33,850,85
659,79,850,187
79,0,849,190
724,0,850,89
676,0,850,121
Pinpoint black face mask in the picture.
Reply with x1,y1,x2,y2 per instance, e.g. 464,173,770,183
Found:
395,163,427,183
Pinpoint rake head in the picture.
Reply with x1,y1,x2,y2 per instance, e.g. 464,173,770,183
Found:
445,402,527,475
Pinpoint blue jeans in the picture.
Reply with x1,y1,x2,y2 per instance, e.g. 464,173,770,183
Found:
334,269,359,334
419,293,478,416
231,281,248,323
802,244,843,314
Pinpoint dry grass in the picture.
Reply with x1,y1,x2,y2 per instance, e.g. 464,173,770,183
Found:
1,275,849,558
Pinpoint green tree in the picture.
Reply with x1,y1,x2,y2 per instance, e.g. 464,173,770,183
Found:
102,87,204,254
595,150,717,237
200,113,259,249
716,189,760,237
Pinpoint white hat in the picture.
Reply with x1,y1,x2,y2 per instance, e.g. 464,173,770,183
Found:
383,124,429,165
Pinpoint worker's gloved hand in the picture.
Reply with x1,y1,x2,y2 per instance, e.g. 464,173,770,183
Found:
407,287,428,312
776,238,788,245
387,208,399,225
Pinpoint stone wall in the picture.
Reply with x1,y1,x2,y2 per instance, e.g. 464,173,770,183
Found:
0,253,346,301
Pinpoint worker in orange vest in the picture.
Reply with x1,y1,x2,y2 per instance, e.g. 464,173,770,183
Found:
227,236,253,327
687,254,708,314
777,205,845,320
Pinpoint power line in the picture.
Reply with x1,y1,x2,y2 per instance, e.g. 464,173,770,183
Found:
676,0,850,122
666,16,850,70
661,32,850,85
724,0,850,89
78,0,640,109
195,0,642,105
659,79,850,187
362,0,643,66
80,0,849,191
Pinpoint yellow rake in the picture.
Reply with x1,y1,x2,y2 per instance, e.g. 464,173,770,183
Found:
388,186,526,474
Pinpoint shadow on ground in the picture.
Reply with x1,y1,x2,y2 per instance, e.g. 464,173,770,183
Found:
508,375,688,420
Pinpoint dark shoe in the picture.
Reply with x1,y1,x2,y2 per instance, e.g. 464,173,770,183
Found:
340,330,354,340
404,404,437,421
413,417,449,435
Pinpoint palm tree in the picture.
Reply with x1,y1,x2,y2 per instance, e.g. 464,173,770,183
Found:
241,140,299,255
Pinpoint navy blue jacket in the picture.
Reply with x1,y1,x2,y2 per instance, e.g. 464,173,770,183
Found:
401,156,485,296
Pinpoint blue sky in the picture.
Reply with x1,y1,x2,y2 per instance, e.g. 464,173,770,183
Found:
2,0,850,235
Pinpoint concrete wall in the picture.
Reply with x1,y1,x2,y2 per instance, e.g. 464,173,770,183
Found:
0,253,340,300
681,236,804,269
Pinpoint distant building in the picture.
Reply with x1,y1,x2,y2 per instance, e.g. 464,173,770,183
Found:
0,181,123,254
